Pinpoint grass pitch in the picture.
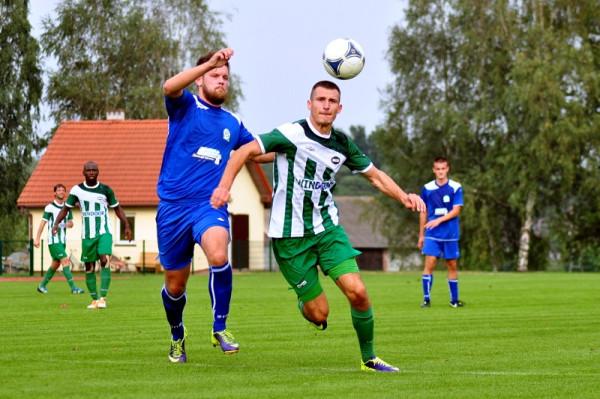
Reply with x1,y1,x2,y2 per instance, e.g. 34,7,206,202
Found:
1,272,599,399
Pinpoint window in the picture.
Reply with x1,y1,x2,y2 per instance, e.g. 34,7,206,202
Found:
116,215,135,245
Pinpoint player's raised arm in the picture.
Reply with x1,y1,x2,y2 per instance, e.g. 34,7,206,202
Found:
362,165,426,212
211,140,264,208
163,48,234,98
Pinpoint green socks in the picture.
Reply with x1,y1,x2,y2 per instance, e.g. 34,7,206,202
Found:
62,266,76,289
40,267,56,287
86,272,98,300
100,267,111,298
351,307,375,362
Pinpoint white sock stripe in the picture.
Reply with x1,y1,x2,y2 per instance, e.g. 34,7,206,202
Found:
210,262,231,273
161,285,186,301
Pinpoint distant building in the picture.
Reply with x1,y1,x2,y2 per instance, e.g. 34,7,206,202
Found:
335,196,390,271
17,119,271,272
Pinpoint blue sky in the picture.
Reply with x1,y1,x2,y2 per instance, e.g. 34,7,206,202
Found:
29,0,407,135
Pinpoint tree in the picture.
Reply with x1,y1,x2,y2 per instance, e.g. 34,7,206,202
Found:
0,1,43,240
41,0,235,125
376,0,600,270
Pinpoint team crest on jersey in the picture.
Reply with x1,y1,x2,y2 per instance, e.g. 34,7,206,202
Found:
443,195,450,203
223,128,231,142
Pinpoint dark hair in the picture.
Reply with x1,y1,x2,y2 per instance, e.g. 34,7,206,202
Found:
310,80,341,99
196,51,230,69
53,184,66,192
434,157,449,165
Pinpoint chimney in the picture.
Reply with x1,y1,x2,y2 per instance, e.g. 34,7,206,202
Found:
106,110,125,120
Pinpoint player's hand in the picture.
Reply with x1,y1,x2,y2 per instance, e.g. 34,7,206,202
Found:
210,48,234,68
124,226,133,241
425,218,442,230
51,226,58,236
417,236,424,250
33,239,40,248
403,193,426,212
210,187,230,209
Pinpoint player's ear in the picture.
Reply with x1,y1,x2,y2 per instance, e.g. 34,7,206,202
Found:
195,76,203,88
337,103,343,114
307,99,312,110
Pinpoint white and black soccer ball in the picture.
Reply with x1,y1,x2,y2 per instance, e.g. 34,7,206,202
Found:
322,38,365,80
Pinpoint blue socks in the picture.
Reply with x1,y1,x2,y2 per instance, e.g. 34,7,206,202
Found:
209,262,232,332
161,286,186,340
422,274,433,302
448,279,459,303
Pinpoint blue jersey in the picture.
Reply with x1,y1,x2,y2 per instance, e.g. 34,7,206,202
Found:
157,90,254,203
420,179,464,241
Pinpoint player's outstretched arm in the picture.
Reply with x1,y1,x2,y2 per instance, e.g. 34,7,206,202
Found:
362,166,426,213
33,220,47,248
163,48,234,98
211,140,263,208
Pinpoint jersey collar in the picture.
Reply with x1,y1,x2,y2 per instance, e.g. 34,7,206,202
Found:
83,181,100,189
307,117,332,139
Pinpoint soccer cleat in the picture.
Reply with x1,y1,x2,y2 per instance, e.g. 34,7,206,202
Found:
211,329,240,354
87,300,99,309
71,287,85,294
361,357,400,373
97,297,107,309
168,328,188,363
449,300,465,308
37,285,48,294
309,320,328,331
420,300,431,308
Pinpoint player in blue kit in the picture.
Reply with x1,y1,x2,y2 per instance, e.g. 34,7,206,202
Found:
158,48,263,363
417,157,465,308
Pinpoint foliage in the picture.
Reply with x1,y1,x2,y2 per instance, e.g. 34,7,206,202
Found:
41,0,236,127
0,1,43,240
376,0,600,270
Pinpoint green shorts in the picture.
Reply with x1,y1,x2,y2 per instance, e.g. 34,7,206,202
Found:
48,243,68,261
81,233,113,263
272,225,361,303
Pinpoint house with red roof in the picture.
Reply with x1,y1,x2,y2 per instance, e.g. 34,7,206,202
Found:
18,117,272,272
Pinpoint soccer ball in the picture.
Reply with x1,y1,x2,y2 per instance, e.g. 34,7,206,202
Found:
322,38,365,80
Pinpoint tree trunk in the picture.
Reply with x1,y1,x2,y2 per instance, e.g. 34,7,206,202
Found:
517,192,536,272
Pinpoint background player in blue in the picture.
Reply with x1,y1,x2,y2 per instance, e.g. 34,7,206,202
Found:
158,47,263,363
417,157,465,308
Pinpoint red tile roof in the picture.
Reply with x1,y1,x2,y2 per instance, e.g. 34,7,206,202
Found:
17,120,271,208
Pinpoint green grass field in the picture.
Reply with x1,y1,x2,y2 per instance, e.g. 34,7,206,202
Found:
1,272,599,399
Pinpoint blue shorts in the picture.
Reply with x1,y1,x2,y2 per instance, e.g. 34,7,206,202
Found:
156,200,230,270
422,238,460,260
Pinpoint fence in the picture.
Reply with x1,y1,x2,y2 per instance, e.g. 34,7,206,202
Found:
16,238,279,275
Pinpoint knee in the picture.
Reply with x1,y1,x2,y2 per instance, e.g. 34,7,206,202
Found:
207,252,228,267
165,280,186,297
346,285,370,309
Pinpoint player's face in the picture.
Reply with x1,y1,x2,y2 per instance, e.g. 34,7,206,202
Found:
432,161,449,181
307,87,342,131
54,187,66,201
83,164,99,184
197,65,229,106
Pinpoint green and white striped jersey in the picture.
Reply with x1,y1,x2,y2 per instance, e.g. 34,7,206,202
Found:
42,201,73,245
65,182,119,239
257,119,372,238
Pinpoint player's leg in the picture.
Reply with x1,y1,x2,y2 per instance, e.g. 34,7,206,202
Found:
200,226,240,353
442,241,463,307
157,202,194,362
60,257,84,294
81,237,100,308
96,234,114,308
37,258,60,293
421,238,443,307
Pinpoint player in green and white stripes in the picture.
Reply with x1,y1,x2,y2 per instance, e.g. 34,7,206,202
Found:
52,161,132,309
34,184,84,294
211,80,426,373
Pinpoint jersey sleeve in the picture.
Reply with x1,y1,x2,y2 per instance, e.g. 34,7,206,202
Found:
105,186,119,208
164,90,195,121
256,127,295,154
235,121,255,149
453,186,464,207
42,211,52,222
65,193,78,208
343,137,372,173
